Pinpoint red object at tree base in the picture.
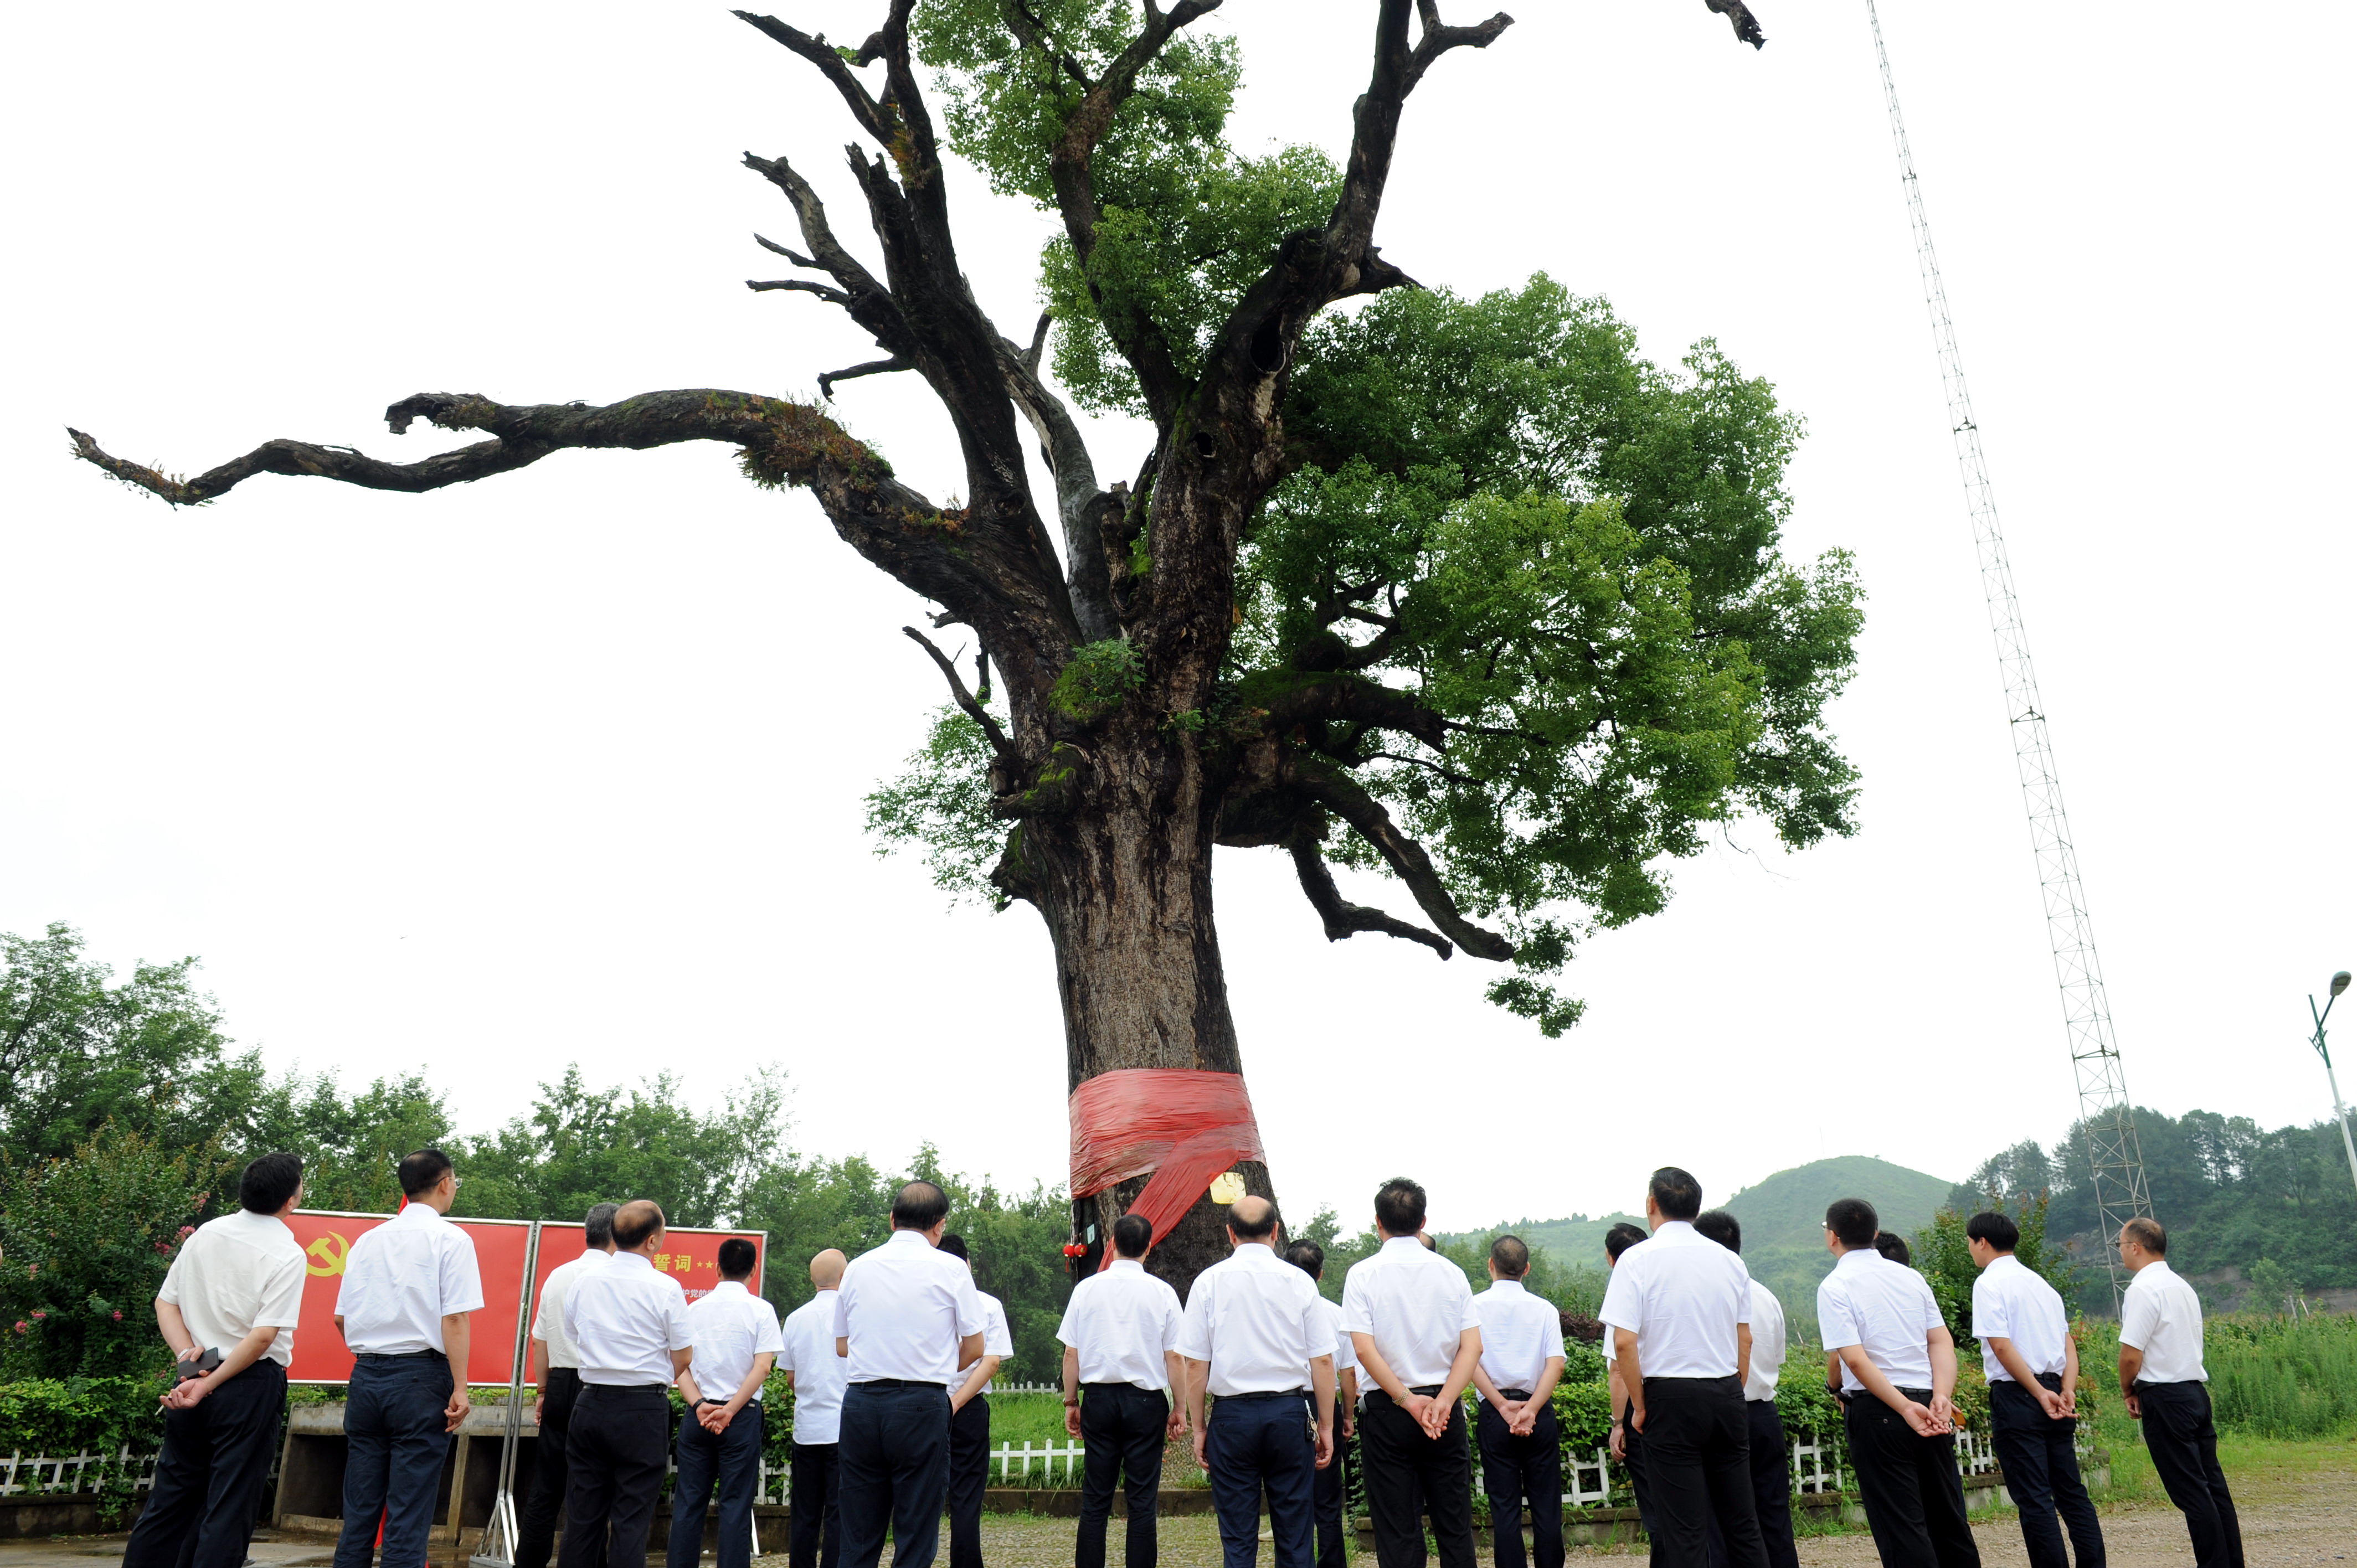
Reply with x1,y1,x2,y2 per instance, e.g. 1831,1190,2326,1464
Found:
1068,1069,1265,1270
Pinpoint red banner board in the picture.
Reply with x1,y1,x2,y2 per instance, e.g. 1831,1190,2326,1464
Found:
284,1210,533,1386
522,1225,765,1385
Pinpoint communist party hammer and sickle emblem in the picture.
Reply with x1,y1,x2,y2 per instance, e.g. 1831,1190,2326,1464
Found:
305,1232,351,1278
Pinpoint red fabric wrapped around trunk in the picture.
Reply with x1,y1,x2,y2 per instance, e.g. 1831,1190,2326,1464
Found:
1068,1068,1265,1268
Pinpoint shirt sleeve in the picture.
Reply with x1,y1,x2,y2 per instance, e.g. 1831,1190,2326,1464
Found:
1453,1273,1480,1334
564,1274,587,1346
1339,1264,1373,1337
985,1299,1013,1359
1818,1277,1862,1353
1332,1311,1360,1371
1598,1256,1641,1334
1733,1264,1752,1327
157,1249,188,1307
1914,1272,1944,1334
778,1311,799,1373
1174,1277,1213,1362
2118,1279,2154,1351
667,1283,694,1352
256,1248,306,1330
953,1269,984,1338
1159,1287,1183,1355
1054,1283,1084,1350
833,1277,853,1340
1971,1276,2007,1342
442,1232,487,1316
756,1304,786,1358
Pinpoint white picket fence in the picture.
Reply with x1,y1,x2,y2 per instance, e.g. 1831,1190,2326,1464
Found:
992,1438,1086,1482
0,1447,160,1498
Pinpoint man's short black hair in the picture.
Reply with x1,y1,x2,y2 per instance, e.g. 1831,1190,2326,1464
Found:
937,1232,970,1262
1648,1167,1704,1223
1874,1232,1912,1267
1966,1211,2020,1252
1604,1222,1648,1262
2123,1216,2166,1256
584,1201,620,1247
1285,1240,1325,1281
1825,1197,1878,1250
892,1180,950,1231
613,1199,665,1251
1489,1236,1530,1278
1111,1213,1152,1258
239,1152,303,1215
1693,1209,1741,1255
1373,1177,1428,1237
718,1237,758,1279
398,1148,454,1199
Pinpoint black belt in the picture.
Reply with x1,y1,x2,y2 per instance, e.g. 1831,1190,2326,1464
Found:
1840,1385,1933,1405
354,1350,445,1363
852,1378,941,1389
1082,1382,1163,1394
1497,1389,1532,1401
1219,1388,1310,1402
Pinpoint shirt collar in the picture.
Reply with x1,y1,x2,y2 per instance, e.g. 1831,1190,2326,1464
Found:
1380,1235,1426,1255
394,1202,444,1226
1986,1254,2024,1276
1232,1241,1278,1262
2137,1260,2174,1281
614,1251,656,1273
1488,1278,1526,1295
1110,1259,1146,1273
1834,1246,1881,1272
888,1229,933,1249
711,1280,749,1297
1652,1220,1697,1242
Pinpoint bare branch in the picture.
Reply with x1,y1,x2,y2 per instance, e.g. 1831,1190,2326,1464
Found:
753,232,824,268
997,331,1118,642
903,626,1015,760
1287,833,1453,958
1286,757,1514,961
817,355,914,398
732,11,896,145
1258,673,1446,750
748,277,853,306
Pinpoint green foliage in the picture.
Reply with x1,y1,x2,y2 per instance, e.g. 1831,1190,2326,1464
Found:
0,1375,169,1518
455,1065,788,1231
0,1127,233,1380
1912,1188,2076,1346
227,1070,455,1213
1244,279,1863,1029
1050,637,1145,720
864,704,1007,907
909,0,1339,416
2201,1312,2357,1437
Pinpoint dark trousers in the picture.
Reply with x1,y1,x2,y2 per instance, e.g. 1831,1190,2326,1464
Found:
1313,1397,1349,1568
1621,1415,1662,1539
558,1384,674,1568
1078,1384,1168,1568
1639,1376,1766,1568
333,1353,454,1568
838,1380,952,1568
1475,1396,1562,1568
516,1366,581,1568
790,1441,842,1568
1990,1376,2104,1568
1206,1391,1318,1568
1361,1387,1476,1568
948,1393,989,1568
2137,1381,2242,1568
122,1359,287,1568
1743,1400,1799,1568
1843,1390,1979,1568
669,1401,765,1568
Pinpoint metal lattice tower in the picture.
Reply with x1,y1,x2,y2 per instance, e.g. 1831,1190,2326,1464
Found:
1865,0,2152,1297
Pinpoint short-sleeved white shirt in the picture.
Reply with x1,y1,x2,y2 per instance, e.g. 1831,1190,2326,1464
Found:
2119,1260,2205,1384
158,1209,307,1368
569,1250,693,1387
1816,1248,1943,1392
531,1249,611,1370
1314,1297,1359,1380
1341,1236,1482,1388
1598,1222,1751,1381
334,1203,486,1356
779,1291,849,1443
687,1279,785,1401
834,1230,984,1385
1971,1254,2069,1383
1743,1280,1785,1401
1056,1260,1182,1392
974,1291,1015,1394
1473,1280,1563,1394
1175,1241,1330,1397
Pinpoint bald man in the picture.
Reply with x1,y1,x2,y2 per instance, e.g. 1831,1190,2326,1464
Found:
781,1249,851,1568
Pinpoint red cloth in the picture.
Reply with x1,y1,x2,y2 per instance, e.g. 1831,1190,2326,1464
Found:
1068,1069,1265,1268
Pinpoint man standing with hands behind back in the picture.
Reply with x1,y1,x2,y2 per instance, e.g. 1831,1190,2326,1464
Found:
1343,1177,1483,1568
563,1199,694,1568
516,1202,619,1568
2118,1218,2240,1568
331,1149,483,1568
780,1249,851,1568
1470,1236,1566,1568
670,1237,783,1568
1968,1212,2104,1568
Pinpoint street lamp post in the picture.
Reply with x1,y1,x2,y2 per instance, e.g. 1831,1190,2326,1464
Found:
2310,971,2357,1200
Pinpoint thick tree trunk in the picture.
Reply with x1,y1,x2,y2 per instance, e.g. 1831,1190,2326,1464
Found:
1019,730,1276,1301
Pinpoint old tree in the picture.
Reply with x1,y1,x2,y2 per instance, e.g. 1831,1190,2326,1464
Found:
70,0,1855,1292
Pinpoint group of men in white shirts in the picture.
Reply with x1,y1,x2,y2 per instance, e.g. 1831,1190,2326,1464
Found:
114,1148,2243,1568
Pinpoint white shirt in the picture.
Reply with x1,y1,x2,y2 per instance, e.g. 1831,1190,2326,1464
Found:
157,1209,307,1368
1817,1248,1943,1392
1175,1241,1330,1396
1971,1254,2069,1383
1598,1222,1751,1381
834,1229,984,1385
568,1250,693,1386
974,1291,1015,1394
780,1291,849,1443
1342,1236,1481,1388
531,1249,611,1370
1315,1297,1360,1385
2120,1260,2206,1384
1057,1259,1183,1391
334,1203,486,1356
687,1279,785,1401
1743,1280,1786,1401
1473,1280,1563,1395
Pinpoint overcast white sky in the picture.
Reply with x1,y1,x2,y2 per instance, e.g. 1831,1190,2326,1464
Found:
4,3,2351,1236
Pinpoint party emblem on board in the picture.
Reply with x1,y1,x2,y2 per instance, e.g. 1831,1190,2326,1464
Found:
1207,1171,1246,1205
305,1233,350,1278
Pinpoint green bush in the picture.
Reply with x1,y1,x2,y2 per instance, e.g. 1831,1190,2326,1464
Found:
0,1375,169,1519
2202,1312,2357,1437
